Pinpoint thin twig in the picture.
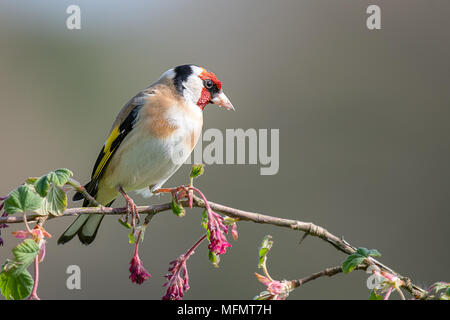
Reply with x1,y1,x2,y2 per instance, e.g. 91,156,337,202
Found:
292,265,366,288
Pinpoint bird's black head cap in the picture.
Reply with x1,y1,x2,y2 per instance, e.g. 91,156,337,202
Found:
173,64,195,94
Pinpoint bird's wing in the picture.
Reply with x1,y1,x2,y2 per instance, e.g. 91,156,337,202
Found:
74,91,150,204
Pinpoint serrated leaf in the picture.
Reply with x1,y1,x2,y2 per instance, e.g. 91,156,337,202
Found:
258,235,273,268
35,197,50,216
208,251,220,268
170,199,185,217
0,269,34,300
1,260,17,274
4,185,43,214
356,247,381,258
46,185,67,216
11,240,39,275
47,169,73,186
34,175,50,197
368,249,381,257
34,169,73,197
342,247,381,274
0,239,38,300
342,255,366,274
190,164,205,179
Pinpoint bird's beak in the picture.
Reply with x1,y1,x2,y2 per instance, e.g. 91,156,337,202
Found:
212,92,235,111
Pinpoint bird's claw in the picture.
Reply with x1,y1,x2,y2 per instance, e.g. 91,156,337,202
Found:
126,197,140,228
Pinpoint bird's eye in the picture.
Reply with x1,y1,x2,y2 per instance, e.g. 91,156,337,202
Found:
204,79,214,89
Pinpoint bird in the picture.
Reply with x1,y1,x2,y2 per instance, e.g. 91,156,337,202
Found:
58,64,234,245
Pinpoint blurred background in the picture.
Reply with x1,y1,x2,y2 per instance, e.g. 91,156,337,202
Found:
0,0,449,299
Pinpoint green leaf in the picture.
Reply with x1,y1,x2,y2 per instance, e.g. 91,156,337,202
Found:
342,247,381,274
190,164,205,179
139,226,147,243
47,168,73,186
355,247,381,258
34,175,50,197
45,185,67,216
34,169,73,197
223,217,239,225
35,197,49,216
128,231,136,244
4,185,43,214
118,218,132,229
11,240,39,275
25,177,38,185
0,270,33,300
208,251,220,268
0,239,39,300
369,290,383,300
342,255,366,274
201,210,208,230
258,235,273,268
170,199,185,217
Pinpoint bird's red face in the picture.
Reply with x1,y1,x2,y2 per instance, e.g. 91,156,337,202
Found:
172,65,234,112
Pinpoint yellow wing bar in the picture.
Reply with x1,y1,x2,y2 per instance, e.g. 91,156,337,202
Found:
93,126,120,180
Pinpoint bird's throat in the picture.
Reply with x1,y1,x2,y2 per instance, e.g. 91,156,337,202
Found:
196,88,211,110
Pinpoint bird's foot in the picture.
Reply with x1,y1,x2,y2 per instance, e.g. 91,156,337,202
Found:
153,186,191,205
119,187,140,228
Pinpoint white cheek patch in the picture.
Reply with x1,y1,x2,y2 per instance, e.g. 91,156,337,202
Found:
182,76,203,105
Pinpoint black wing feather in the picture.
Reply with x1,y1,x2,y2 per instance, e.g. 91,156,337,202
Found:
72,104,143,206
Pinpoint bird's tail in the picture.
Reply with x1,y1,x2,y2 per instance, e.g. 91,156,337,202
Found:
57,181,114,245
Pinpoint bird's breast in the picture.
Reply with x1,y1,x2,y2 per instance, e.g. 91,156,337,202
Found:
101,102,203,192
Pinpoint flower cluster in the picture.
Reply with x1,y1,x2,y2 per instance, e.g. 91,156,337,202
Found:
179,185,233,257
370,267,405,300
207,210,232,255
128,231,151,285
254,273,294,300
162,255,190,300
12,225,51,262
162,234,206,300
129,254,151,285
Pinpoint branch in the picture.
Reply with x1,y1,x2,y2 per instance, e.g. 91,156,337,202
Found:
0,194,428,299
292,265,366,288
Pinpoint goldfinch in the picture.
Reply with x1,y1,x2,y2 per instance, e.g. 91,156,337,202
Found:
58,64,234,245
